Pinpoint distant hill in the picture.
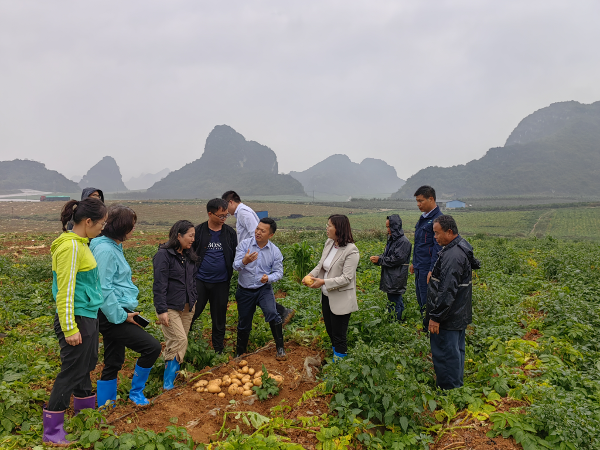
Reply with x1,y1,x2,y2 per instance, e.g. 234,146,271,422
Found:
147,125,305,199
289,154,404,198
79,156,128,192
0,159,80,192
125,168,170,190
392,101,600,198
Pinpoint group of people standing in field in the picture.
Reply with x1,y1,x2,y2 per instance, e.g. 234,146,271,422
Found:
41,185,479,446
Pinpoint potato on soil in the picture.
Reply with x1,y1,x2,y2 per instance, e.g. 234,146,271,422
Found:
228,385,238,395
232,378,242,386
194,380,208,388
207,384,222,393
243,382,253,390
248,368,255,376
221,379,232,387
237,387,244,395
241,366,249,374
273,375,284,386
196,387,204,393
218,392,226,398
238,360,248,367
242,390,253,396
255,370,263,378
253,378,262,386
209,379,222,386
241,375,251,383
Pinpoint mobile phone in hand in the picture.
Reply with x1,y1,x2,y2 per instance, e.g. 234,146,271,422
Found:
124,308,150,328
133,314,150,328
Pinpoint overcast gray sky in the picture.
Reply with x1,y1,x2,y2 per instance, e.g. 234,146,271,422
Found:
1,0,599,181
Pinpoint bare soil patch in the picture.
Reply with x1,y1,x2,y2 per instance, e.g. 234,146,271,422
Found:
104,342,323,445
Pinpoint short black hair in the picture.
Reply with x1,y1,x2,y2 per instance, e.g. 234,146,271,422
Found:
102,205,137,241
434,215,458,235
222,191,241,203
206,198,228,214
414,185,436,200
259,217,277,234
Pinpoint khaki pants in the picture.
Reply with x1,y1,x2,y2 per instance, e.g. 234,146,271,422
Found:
161,304,195,363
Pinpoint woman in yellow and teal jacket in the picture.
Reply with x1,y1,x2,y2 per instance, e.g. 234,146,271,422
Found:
43,198,107,446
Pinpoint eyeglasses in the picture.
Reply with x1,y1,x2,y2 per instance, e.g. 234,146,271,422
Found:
211,213,229,220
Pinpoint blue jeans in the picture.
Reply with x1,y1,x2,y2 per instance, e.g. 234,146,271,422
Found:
236,284,281,334
386,293,404,321
414,269,429,312
430,328,466,390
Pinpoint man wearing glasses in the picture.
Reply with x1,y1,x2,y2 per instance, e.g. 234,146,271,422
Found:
190,198,238,354
222,190,295,327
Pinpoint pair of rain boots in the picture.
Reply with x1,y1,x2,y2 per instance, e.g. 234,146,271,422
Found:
43,362,153,446
42,395,96,446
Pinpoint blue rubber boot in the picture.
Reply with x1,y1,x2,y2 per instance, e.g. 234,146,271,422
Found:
333,349,347,362
96,378,117,409
163,359,180,390
130,363,152,406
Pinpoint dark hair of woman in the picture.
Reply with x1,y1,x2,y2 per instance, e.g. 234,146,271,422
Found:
159,220,197,261
60,198,107,232
328,214,354,247
102,205,138,241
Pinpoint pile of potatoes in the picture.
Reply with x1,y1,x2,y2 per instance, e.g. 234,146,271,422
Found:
192,359,284,398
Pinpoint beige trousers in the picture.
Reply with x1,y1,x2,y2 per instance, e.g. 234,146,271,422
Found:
161,304,195,363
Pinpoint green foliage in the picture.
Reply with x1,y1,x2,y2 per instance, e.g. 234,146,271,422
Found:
252,365,280,401
289,241,315,282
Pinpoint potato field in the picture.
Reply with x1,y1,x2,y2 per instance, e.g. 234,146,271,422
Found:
1,208,600,449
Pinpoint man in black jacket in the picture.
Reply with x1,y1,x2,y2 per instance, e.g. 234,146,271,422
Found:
370,215,412,321
426,215,480,390
190,198,238,353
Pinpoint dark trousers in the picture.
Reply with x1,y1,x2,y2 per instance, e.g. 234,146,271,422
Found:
48,314,99,411
191,279,230,352
321,294,351,354
98,310,162,380
275,302,286,317
414,269,429,311
386,293,404,321
236,284,281,334
430,328,466,390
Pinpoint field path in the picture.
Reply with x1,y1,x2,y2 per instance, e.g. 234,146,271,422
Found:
530,209,555,236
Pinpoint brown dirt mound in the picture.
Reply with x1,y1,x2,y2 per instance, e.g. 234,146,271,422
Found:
106,342,324,445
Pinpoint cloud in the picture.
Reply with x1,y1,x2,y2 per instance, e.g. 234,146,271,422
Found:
1,0,599,181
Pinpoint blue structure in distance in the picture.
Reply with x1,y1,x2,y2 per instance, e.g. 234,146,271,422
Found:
445,200,466,209
256,211,269,219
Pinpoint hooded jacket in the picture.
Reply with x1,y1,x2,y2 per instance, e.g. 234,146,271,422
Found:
153,247,197,314
90,235,139,324
51,232,104,337
80,187,105,202
375,215,412,295
425,235,481,330
412,206,443,272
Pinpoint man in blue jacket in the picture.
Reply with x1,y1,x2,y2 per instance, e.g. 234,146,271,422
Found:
409,185,443,314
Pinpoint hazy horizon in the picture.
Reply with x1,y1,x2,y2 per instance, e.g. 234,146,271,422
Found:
1,0,600,181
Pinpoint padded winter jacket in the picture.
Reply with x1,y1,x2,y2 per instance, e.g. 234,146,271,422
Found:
412,206,443,272
375,214,412,295
153,247,197,314
425,236,481,331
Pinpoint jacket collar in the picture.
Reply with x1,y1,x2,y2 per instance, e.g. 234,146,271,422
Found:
441,234,462,251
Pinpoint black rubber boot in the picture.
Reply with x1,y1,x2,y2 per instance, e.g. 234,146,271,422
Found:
269,321,287,361
236,331,250,357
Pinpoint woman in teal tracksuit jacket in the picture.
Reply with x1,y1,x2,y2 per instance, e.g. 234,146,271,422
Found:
90,205,161,407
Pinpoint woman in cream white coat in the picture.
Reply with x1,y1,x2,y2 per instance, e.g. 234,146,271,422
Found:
304,214,359,359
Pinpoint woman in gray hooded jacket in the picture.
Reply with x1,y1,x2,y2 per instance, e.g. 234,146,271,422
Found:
370,214,412,321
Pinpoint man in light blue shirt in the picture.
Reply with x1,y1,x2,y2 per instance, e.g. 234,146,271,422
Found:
222,190,295,326
233,217,287,360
